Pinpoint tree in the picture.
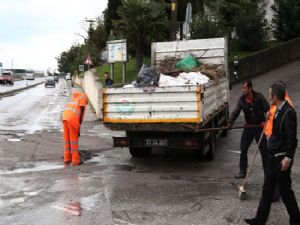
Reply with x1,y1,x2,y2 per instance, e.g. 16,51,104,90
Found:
234,9,268,51
272,0,300,41
57,18,107,74
191,15,224,39
57,45,81,73
104,0,122,35
114,0,168,70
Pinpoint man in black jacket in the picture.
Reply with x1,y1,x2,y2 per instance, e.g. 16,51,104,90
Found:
245,83,300,225
228,80,269,179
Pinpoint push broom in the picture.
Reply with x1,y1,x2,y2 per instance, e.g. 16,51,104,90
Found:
239,122,268,200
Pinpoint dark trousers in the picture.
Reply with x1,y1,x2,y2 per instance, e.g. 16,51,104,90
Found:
256,154,300,224
240,127,268,174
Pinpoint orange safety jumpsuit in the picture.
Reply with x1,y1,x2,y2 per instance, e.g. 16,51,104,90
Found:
62,93,88,166
264,91,293,138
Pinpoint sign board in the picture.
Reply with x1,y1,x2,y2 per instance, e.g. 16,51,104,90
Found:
107,39,128,63
79,65,85,72
84,54,93,65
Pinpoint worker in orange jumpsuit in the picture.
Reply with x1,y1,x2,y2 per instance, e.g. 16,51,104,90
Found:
62,89,88,166
264,81,293,202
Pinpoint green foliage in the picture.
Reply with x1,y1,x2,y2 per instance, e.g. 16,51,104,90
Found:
272,0,300,41
104,0,122,35
114,0,168,70
234,9,268,51
191,15,224,39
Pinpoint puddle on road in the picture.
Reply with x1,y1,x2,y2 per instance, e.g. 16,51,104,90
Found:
0,131,25,141
52,202,82,216
88,154,135,172
0,162,64,175
0,197,25,207
24,191,39,196
7,138,23,142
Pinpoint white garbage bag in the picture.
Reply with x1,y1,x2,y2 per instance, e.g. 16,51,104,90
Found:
158,72,210,87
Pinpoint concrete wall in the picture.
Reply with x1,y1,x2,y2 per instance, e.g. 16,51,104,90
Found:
74,70,103,120
230,37,300,83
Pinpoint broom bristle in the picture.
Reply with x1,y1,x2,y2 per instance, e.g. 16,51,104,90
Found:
239,186,247,200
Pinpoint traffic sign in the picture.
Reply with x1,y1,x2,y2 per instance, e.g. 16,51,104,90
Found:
84,54,93,65
79,65,84,72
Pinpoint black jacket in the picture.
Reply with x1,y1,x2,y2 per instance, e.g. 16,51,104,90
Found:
105,78,113,87
268,101,298,159
229,91,270,125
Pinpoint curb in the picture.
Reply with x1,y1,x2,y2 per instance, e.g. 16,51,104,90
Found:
0,82,44,97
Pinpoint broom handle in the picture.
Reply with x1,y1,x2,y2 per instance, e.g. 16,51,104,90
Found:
193,124,262,132
241,121,268,188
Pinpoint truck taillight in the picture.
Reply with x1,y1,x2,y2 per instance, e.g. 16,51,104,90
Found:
180,139,198,147
113,137,129,147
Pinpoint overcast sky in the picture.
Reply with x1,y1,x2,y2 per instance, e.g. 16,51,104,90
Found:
0,0,108,71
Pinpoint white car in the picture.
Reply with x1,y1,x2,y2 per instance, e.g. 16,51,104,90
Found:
25,70,35,80
65,73,71,80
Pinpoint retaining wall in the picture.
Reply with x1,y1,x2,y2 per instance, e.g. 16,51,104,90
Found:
230,37,300,83
74,70,103,119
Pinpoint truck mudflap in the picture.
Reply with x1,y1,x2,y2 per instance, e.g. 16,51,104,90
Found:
113,136,203,149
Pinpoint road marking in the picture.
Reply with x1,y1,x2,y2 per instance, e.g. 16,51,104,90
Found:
226,150,241,154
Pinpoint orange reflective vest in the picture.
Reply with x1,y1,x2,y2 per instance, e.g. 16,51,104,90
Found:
264,92,293,138
62,99,82,129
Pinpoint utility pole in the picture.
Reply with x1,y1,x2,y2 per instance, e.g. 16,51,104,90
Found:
84,18,97,71
170,0,178,41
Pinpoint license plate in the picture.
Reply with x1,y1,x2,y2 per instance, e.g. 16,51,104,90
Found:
145,138,168,147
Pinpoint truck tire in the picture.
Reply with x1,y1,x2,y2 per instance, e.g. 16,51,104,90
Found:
193,149,202,160
205,132,216,161
220,108,229,137
129,147,152,158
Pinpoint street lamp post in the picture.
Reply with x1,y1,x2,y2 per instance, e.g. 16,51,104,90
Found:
170,0,178,41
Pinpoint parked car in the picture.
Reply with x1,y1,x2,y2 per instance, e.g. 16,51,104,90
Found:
25,70,35,80
0,71,14,85
45,76,55,88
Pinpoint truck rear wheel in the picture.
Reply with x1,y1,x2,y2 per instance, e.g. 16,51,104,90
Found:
205,132,216,161
129,147,152,158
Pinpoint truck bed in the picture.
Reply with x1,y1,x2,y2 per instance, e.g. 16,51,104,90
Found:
103,79,228,131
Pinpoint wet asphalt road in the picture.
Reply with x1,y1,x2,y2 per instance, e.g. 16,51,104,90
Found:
0,60,300,225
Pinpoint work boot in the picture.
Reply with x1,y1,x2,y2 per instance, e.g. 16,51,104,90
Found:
245,218,265,225
235,171,246,179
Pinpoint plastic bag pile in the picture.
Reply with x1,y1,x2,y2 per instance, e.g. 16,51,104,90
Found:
123,55,210,88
